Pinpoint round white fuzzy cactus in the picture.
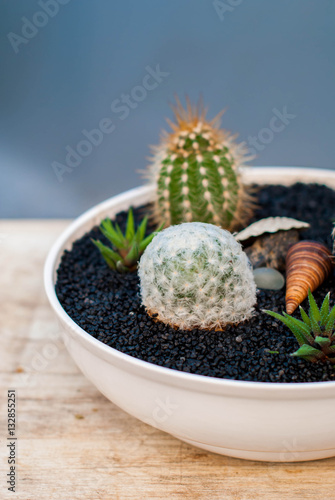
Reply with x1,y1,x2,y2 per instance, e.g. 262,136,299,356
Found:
138,222,256,330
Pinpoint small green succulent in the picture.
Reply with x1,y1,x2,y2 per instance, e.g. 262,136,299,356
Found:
264,290,335,363
92,208,163,272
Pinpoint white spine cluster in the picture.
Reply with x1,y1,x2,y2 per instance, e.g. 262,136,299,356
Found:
138,222,256,330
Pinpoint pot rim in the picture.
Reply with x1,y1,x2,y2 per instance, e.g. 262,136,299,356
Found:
44,166,335,396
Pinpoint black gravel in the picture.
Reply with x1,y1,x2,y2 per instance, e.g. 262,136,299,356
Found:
55,183,335,383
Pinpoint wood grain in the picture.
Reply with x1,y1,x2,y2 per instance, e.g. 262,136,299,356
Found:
1,220,334,500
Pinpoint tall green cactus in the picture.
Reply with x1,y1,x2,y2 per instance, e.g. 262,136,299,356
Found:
147,99,255,230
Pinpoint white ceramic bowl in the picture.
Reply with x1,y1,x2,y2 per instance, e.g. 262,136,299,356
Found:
44,167,335,462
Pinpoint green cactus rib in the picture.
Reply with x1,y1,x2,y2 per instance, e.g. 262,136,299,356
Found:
157,161,171,223
157,146,240,227
149,98,257,229
168,157,184,224
186,155,207,222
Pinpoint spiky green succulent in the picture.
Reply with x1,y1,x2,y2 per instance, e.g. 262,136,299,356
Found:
264,290,335,363
147,98,255,230
92,208,163,272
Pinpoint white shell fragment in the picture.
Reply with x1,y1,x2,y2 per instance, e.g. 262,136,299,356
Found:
235,217,310,243
253,267,285,291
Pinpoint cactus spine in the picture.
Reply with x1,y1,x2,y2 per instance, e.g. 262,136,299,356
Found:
138,222,256,330
147,98,255,230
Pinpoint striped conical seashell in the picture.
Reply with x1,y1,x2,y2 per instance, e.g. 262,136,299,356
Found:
285,241,333,314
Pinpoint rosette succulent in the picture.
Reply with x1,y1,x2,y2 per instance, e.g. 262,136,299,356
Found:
138,222,256,330
265,290,335,363
92,208,163,272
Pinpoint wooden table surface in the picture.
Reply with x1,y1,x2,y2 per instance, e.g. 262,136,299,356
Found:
1,220,335,500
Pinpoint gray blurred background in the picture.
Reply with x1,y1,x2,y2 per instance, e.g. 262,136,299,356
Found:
1,0,334,218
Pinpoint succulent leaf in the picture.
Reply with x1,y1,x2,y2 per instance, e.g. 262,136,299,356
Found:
139,224,164,252
91,240,121,270
136,216,148,243
93,208,162,272
323,345,335,360
320,292,330,326
100,220,125,249
115,223,125,241
125,208,135,241
291,344,325,362
314,336,331,348
282,312,313,337
125,241,139,265
308,289,321,323
265,291,335,364
299,306,311,327
309,314,322,335
325,305,335,335
264,310,311,346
